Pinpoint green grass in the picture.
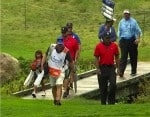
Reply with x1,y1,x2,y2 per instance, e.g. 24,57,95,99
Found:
1,95,150,117
1,1,150,116
1,0,150,61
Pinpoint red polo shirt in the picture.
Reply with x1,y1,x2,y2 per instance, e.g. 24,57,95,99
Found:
94,42,119,65
63,35,79,60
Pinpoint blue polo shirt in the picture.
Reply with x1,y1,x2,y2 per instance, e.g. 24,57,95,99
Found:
71,32,81,44
98,24,117,42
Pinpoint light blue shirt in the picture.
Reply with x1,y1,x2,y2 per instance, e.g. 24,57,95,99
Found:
118,17,142,40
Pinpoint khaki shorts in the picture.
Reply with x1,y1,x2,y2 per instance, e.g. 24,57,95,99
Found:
49,73,65,86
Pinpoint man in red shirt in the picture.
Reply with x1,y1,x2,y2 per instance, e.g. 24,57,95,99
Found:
66,22,81,58
94,32,120,105
59,26,79,98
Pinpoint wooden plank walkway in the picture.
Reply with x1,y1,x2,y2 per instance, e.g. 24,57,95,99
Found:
22,62,150,100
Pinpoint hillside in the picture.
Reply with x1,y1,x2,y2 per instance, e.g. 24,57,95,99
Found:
1,0,150,63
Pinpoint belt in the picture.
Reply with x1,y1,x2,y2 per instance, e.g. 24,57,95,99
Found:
100,64,114,67
121,36,135,40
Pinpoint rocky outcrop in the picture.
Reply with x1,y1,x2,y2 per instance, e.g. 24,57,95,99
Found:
0,53,21,85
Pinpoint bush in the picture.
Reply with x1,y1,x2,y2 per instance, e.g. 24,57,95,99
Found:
18,57,31,74
135,78,150,103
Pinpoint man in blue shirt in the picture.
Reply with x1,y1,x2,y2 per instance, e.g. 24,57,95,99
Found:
118,9,142,77
98,19,117,42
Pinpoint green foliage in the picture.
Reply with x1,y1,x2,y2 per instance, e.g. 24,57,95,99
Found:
18,57,31,74
77,59,95,72
135,79,150,103
0,76,26,94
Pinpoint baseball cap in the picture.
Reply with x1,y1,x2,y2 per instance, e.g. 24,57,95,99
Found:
103,32,111,39
66,22,73,28
61,26,68,33
123,9,130,14
57,37,63,44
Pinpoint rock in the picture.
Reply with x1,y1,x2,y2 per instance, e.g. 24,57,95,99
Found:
0,53,21,85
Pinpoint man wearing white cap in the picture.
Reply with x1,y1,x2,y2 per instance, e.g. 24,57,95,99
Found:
118,9,142,77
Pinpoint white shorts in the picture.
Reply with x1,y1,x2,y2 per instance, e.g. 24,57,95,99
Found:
49,73,65,86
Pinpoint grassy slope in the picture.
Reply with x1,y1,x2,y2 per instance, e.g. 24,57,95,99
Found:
1,0,150,61
1,1,150,116
1,96,150,117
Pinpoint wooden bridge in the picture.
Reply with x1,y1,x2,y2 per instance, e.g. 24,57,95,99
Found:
13,62,150,100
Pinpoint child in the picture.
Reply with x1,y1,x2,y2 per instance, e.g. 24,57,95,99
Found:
31,50,46,98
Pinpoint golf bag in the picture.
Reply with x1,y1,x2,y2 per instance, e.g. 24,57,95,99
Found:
101,0,116,21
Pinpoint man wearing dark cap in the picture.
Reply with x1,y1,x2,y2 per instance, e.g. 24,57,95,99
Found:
66,22,81,58
118,9,142,77
66,22,81,45
61,26,68,35
41,37,73,106
94,32,120,105
66,22,81,92
98,18,117,42
56,26,79,98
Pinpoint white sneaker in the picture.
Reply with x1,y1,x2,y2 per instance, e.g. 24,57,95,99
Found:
32,92,36,98
41,91,46,96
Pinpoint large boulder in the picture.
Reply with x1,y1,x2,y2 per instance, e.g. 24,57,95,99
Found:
0,53,21,85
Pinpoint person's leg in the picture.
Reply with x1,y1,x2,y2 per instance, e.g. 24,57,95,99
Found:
119,40,128,77
68,63,76,89
52,86,57,103
99,66,109,105
97,74,101,89
32,73,37,98
108,67,116,104
55,85,62,105
63,79,70,98
50,76,57,104
32,85,37,98
55,73,64,105
41,78,46,96
100,76,108,105
69,71,74,89
63,69,70,98
98,66,108,105
41,78,45,91
129,42,138,75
